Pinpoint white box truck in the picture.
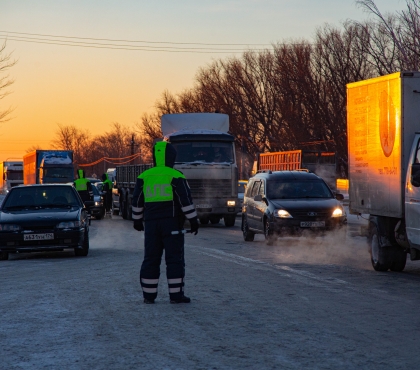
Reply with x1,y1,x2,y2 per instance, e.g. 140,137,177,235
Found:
347,71,420,272
0,161,23,194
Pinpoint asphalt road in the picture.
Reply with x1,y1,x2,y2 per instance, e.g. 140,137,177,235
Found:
1,212,420,369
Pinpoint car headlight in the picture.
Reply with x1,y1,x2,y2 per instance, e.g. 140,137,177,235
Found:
275,209,293,218
56,221,82,229
95,201,100,206
332,208,343,217
227,200,236,206
0,224,21,231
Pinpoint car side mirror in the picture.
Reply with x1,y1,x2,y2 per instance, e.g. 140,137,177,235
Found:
335,193,344,201
411,164,420,187
254,194,262,202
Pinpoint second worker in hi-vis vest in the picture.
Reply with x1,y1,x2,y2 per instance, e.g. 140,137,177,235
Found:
131,141,199,304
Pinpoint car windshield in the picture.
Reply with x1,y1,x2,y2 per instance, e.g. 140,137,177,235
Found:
91,185,99,195
172,141,234,164
266,181,333,199
2,185,81,209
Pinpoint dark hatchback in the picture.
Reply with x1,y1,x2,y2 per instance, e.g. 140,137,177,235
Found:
242,171,347,245
0,184,90,260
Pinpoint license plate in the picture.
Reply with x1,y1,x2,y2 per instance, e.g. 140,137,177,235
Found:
196,204,212,208
24,233,54,241
300,221,325,228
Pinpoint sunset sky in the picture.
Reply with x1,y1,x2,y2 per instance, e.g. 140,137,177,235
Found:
0,0,401,162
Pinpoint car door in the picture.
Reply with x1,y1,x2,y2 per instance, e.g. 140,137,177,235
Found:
253,180,267,231
246,180,261,228
405,134,420,247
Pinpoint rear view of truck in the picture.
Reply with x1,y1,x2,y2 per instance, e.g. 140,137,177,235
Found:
347,71,420,272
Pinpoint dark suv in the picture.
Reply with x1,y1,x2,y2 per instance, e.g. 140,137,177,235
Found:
241,171,346,244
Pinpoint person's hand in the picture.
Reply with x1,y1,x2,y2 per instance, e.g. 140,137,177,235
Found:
133,220,144,231
189,217,199,235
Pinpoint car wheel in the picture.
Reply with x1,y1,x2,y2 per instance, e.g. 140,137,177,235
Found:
242,215,255,242
75,229,89,257
390,248,407,272
369,224,391,271
209,216,220,224
264,218,276,246
199,217,209,225
0,251,9,261
224,215,236,227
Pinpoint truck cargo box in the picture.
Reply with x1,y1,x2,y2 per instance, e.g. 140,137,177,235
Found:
347,72,420,218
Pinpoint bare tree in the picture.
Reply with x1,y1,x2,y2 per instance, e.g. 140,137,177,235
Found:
0,41,17,123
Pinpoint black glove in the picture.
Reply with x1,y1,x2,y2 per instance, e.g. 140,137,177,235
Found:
133,220,144,231
189,217,199,235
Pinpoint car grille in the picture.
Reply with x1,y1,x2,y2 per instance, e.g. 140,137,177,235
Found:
290,211,330,221
187,179,232,198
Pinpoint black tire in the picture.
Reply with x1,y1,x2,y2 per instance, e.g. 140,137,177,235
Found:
75,229,89,257
0,252,9,261
96,209,105,220
199,217,209,225
242,215,255,242
369,225,391,271
224,215,236,227
121,195,127,220
264,218,276,246
209,216,220,224
390,248,407,272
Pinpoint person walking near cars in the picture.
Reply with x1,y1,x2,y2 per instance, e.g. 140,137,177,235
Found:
131,141,199,304
101,173,113,216
74,169,93,203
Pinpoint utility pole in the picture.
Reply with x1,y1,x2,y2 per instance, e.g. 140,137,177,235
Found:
128,134,140,163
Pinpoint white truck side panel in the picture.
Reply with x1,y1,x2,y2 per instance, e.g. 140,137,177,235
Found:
348,72,420,218
161,113,229,136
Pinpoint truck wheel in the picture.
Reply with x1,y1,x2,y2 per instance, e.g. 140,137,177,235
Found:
209,216,220,224
224,215,236,227
0,252,9,260
264,218,276,246
369,225,391,271
199,217,209,225
390,248,407,272
75,229,89,257
242,215,255,241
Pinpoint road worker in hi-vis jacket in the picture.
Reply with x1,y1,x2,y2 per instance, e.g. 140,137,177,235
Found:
131,141,199,304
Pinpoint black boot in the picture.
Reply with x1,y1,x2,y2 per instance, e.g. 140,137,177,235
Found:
170,294,190,304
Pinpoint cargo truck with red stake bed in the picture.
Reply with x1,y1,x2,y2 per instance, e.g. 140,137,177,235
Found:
347,71,420,272
23,150,74,184
253,150,337,191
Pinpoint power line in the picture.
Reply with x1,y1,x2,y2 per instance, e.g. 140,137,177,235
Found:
0,30,272,47
3,36,267,53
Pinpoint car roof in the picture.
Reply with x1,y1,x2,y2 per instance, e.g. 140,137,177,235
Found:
16,183,74,188
251,170,322,181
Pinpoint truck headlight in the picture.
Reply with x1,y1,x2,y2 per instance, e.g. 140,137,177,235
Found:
0,224,21,231
332,208,343,217
57,221,82,229
275,209,293,218
227,200,236,206
95,201,100,206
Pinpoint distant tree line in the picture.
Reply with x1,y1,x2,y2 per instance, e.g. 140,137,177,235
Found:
136,0,420,178
49,0,420,178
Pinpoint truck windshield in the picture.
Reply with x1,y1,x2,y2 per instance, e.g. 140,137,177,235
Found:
172,142,234,164
6,171,23,181
267,181,333,199
42,167,74,179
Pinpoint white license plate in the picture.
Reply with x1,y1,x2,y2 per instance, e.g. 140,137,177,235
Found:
196,204,212,208
300,221,325,228
24,233,54,241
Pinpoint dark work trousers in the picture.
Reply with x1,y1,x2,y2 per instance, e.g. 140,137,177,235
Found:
140,217,185,301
